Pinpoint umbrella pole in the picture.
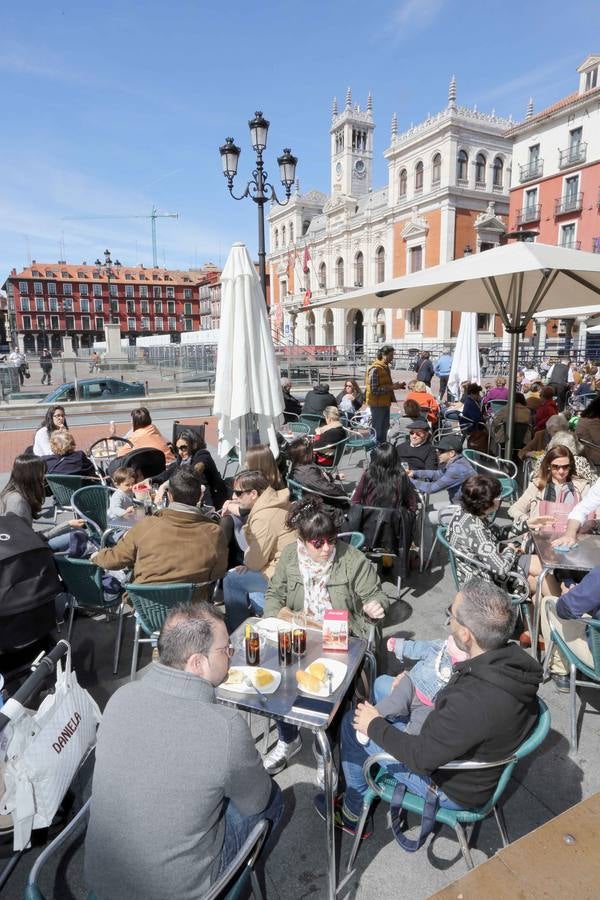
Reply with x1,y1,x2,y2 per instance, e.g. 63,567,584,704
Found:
505,329,520,460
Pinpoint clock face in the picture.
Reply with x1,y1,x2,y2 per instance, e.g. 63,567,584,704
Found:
335,161,343,178
354,159,366,177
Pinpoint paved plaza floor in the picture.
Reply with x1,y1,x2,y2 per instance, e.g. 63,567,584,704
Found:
1,430,599,899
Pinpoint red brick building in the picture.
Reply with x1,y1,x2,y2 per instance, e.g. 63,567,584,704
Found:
3,261,220,352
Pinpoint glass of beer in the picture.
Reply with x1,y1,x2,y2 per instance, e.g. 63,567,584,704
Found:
278,627,292,666
245,629,261,666
292,612,307,658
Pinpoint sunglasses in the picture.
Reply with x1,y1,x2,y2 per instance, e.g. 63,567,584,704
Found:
232,488,252,497
307,536,337,549
550,463,570,471
176,444,189,452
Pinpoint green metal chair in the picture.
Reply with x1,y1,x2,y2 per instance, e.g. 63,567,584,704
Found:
283,421,311,436
285,478,350,510
314,436,348,477
71,485,115,541
542,599,600,752
54,556,125,675
462,448,519,500
299,412,325,434
24,799,97,900
344,422,377,466
338,531,365,549
127,582,213,679
45,474,95,522
347,699,550,872
222,446,240,480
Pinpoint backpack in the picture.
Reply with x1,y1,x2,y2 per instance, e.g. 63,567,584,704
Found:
0,514,62,650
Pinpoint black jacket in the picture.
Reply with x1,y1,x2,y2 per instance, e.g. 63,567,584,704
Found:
283,391,302,422
302,386,337,419
395,438,437,471
368,643,542,808
154,448,230,510
417,359,434,385
43,450,97,478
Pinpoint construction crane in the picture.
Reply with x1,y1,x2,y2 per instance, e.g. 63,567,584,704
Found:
61,205,179,268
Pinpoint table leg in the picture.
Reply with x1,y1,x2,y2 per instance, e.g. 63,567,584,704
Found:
532,566,551,658
316,728,337,900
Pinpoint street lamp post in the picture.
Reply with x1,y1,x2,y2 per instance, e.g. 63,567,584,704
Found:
95,249,122,345
219,112,297,311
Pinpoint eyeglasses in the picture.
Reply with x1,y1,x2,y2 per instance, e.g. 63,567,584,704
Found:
209,643,235,658
176,444,189,452
550,463,570,471
307,536,337,549
445,604,464,626
232,488,251,497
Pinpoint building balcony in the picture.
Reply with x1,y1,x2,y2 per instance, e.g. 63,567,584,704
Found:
558,240,581,250
554,192,583,216
516,203,541,225
558,143,587,169
519,159,543,182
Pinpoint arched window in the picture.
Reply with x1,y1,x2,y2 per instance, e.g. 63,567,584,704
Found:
354,251,364,287
302,219,310,235
475,153,486,185
282,225,286,245
432,153,441,184
306,311,315,345
415,161,424,191
493,156,504,188
375,246,385,283
318,262,327,289
399,168,407,198
274,228,279,249
457,150,468,182
335,257,344,289
289,222,294,243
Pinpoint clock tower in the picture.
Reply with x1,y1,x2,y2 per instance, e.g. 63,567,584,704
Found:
330,87,375,197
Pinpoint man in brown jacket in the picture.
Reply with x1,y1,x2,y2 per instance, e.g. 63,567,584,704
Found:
223,469,295,632
92,468,227,599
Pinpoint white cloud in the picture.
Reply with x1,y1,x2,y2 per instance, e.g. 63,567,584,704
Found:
387,0,446,38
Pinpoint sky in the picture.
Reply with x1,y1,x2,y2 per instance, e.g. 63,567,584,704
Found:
1,0,599,279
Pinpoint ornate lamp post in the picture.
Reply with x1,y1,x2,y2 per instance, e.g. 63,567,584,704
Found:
94,249,122,340
219,112,297,311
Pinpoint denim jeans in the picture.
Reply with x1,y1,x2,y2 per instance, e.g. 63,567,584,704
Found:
217,781,284,877
370,406,391,445
223,568,268,633
340,706,464,818
47,531,72,552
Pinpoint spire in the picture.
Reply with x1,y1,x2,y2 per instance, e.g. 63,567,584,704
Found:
345,86,352,109
526,97,534,119
332,96,338,118
448,74,457,110
367,92,373,114
391,112,398,139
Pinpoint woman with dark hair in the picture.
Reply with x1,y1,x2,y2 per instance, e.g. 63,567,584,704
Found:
576,395,600,465
113,407,175,463
352,442,417,512
509,445,590,531
262,497,388,777
0,454,86,550
287,437,349,523
154,429,229,509
33,406,68,456
245,444,285,490
460,383,485,433
448,473,557,598
336,379,364,416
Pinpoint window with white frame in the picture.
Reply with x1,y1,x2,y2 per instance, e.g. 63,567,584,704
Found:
141,317,150,330
80,298,89,313
168,316,176,330
19,281,28,294
127,317,136,330
409,245,423,273
51,315,59,330
125,285,134,298
65,315,74,330
184,287,192,300
80,284,88,296
354,252,364,287
335,257,344,288
407,309,421,331
109,284,118,298
82,316,91,330
49,297,58,312
34,282,43,295
36,298,44,311
155,301,163,314
376,246,385,283
63,283,72,295
457,150,468,182
318,263,326,289
141,300,149,314
475,153,486,185
93,283,102,297
493,156,503,187
21,298,30,311
414,161,424,192
48,282,56,295
166,286,175,299
432,153,441,185
167,301,175,314
23,315,32,330
399,168,407,197
560,223,577,248
184,302,192,315
155,317,163,330
96,316,104,330
95,299,103,313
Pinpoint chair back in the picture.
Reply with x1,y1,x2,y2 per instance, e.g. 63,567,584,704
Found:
286,478,349,507
316,436,347,469
286,478,305,501
299,413,324,433
126,583,197,636
46,474,92,509
25,799,94,900
54,556,110,609
338,531,365,549
204,819,269,900
436,525,529,602
488,399,508,416
72,485,115,536
172,420,206,446
286,421,311,436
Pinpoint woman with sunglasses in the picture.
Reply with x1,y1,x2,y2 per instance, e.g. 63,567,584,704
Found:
262,497,388,777
509,445,590,533
154,429,229,510
336,379,364,416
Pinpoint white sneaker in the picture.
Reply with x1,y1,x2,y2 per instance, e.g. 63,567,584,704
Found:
263,735,302,775
313,742,339,792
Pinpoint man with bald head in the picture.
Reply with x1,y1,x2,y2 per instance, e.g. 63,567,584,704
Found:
85,602,283,899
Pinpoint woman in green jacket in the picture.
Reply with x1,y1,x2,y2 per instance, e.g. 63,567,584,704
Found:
262,497,388,780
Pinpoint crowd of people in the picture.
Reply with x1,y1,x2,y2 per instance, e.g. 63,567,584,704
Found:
2,347,600,898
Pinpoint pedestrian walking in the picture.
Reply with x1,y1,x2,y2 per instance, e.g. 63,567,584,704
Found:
365,344,404,444
416,351,434,387
39,347,53,385
9,348,27,386
434,349,453,401
89,350,100,373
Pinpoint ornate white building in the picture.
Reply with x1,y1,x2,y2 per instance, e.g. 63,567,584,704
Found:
268,80,514,351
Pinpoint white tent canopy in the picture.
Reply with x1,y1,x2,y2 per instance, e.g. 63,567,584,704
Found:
448,313,480,401
308,242,600,456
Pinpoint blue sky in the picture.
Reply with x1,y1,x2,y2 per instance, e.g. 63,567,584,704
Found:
1,0,598,278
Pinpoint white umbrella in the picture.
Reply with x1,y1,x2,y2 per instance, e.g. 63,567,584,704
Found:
213,242,284,464
309,242,600,455
447,312,480,402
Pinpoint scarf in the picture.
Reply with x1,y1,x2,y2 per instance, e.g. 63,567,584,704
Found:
297,540,336,622
543,481,579,504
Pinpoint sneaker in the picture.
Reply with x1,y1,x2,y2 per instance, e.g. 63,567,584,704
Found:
313,793,372,839
313,741,339,792
263,735,302,775
551,673,571,694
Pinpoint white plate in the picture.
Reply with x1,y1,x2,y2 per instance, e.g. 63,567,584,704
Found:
221,666,281,695
297,658,347,698
254,618,293,642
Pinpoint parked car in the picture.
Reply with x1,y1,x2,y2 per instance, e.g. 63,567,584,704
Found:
44,378,146,403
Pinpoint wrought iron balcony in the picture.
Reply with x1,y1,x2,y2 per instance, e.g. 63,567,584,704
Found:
516,203,541,225
554,192,583,216
558,143,587,169
519,159,543,182
558,240,581,250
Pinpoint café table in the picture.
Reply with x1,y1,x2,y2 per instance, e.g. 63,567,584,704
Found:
530,532,600,655
216,619,367,900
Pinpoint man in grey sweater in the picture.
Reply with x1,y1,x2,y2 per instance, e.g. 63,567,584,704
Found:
85,602,283,899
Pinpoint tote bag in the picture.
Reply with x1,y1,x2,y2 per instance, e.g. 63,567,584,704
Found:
0,647,101,850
